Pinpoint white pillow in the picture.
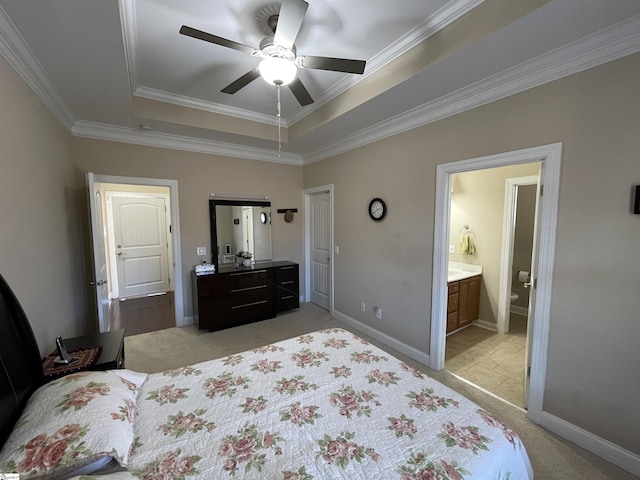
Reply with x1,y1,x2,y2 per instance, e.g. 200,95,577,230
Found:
0,369,147,479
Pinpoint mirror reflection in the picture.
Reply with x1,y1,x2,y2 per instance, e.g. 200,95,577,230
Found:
210,200,272,266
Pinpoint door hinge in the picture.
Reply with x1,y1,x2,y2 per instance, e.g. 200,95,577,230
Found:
169,225,172,234
527,366,531,377
540,184,544,196
533,278,537,289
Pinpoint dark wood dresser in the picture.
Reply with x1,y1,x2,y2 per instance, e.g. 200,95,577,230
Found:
193,261,299,332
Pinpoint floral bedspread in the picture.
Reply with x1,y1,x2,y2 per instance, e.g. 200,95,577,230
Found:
128,328,533,479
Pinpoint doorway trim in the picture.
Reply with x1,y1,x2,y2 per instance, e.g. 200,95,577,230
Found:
429,143,562,424
90,174,184,327
303,184,334,312
497,175,539,334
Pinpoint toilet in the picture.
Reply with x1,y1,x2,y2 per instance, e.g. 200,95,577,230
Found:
510,292,519,303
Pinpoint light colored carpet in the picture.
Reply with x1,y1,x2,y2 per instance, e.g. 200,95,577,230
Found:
125,303,637,480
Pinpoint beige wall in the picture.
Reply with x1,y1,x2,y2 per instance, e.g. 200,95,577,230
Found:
0,55,86,353
449,164,540,323
70,139,304,319
304,53,640,453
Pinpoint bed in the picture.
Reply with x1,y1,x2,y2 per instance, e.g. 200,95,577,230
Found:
0,273,533,479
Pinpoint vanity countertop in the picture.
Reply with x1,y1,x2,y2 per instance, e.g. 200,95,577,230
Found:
448,262,482,283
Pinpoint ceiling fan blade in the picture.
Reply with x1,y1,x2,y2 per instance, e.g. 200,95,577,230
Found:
221,68,261,94
180,25,258,56
288,78,314,106
274,0,309,49
298,55,366,75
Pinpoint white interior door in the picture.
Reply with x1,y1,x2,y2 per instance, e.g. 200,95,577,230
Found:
112,196,170,298
524,167,543,407
310,192,331,309
241,207,255,255
86,173,110,332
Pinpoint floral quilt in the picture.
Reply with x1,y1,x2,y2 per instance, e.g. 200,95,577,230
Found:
127,328,533,479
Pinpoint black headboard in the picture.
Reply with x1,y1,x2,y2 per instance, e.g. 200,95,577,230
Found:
0,273,44,447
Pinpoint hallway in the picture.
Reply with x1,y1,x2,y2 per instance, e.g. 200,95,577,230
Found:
109,291,175,336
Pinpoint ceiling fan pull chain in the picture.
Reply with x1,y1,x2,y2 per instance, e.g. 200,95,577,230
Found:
277,84,282,157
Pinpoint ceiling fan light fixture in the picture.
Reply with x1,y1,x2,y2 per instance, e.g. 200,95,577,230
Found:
259,57,297,86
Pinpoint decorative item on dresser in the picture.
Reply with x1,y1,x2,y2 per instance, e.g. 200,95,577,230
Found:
193,261,299,332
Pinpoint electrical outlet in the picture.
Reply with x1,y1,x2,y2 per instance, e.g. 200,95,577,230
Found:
335,245,340,255
360,302,365,312
374,306,382,319
449,244,455,254
196,246,207,256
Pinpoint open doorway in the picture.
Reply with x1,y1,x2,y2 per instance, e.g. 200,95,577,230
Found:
429,143,561,425
86,173,184,335
104,186,174,335
444,167,539,409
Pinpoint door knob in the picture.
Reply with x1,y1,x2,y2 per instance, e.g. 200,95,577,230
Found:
117,251,123,256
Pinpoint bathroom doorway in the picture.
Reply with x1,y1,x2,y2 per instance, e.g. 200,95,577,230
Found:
444,165,539,408
429,143,562,424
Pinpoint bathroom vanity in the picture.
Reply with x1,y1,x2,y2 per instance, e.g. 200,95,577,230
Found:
447,263,482,334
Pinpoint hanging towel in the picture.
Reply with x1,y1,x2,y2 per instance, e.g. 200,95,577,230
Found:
458,233,475,255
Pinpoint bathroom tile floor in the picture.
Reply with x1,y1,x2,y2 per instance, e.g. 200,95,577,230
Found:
445,314,527,407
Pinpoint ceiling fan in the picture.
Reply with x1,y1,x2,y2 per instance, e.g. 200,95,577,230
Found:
179,0,366,106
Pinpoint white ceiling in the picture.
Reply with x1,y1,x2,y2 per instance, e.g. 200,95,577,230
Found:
1,0,639,165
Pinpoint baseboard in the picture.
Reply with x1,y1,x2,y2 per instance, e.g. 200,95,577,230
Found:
540,412,640,477
471,319,498,332
331,309,430,366
510,305,528,316
183,315,195,327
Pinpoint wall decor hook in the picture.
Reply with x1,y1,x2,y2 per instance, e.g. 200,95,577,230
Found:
277,208,298,223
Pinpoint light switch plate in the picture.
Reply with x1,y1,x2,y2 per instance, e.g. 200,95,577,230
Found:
196,247,207,256
449,244,455,254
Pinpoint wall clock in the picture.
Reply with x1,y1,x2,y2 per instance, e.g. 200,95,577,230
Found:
260,212,268,224
368,197,387,222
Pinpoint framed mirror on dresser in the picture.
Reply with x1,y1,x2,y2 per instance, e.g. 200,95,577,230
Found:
192,198,299,332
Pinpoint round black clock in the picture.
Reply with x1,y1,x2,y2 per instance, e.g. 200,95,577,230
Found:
368,197,387,221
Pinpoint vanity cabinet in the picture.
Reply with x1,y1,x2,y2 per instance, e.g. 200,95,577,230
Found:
447,275,481,334
193,261,299,332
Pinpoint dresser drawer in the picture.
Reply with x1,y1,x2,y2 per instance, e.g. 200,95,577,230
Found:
276,287,299,312
275,264,298,285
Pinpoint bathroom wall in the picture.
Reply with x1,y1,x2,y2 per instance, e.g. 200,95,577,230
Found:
448,163,541,325
512,184,537,310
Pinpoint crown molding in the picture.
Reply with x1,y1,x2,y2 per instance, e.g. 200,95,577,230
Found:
119,0,138,95
134,86,284,127
72,120,303,166
0,4,75,130
303,14,640,165
287,0,484,125
120,0,283,127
